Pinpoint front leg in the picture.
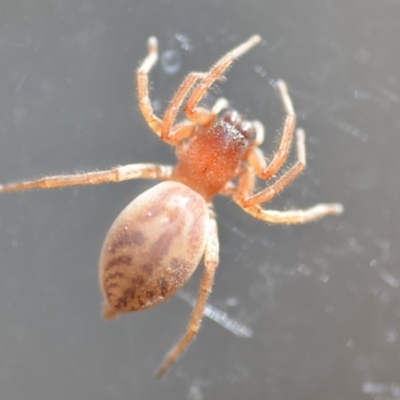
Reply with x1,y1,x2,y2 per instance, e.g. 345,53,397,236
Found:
137,38,213,146
259,80,297,180
161,72,207,143
234,129,343,223
0,164,173,192
239,129,306,207
137,37,164,136
184,35,262,125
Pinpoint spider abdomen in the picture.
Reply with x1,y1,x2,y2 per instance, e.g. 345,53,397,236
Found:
99,181,209,320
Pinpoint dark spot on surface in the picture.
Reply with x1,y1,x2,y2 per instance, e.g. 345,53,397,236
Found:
141,263,153,276
123,288,135,301
116,297,128,310
104,282,120,291
146,290,155,301
104,282,121,301
170,257,181,270
116,288,136,310
158,277,169,297
130,230,147,245
131,275,145,287
137,295,146,308
161,48,182,75
104,271,124,284
109,230,146,255
170,257,194,281
105,255,132,271
170,257,190,271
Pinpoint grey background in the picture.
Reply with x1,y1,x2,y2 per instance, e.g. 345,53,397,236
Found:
0,1,399,399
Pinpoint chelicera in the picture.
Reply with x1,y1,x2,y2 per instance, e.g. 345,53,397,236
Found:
0,35,343,377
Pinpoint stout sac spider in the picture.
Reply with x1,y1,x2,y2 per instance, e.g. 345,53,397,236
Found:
0,34,343,378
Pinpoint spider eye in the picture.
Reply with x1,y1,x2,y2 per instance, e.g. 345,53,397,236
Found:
239,121,255,139
222,110,241,125
220,110,255,140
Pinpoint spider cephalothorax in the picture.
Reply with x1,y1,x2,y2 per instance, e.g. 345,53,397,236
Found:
171,109,255,199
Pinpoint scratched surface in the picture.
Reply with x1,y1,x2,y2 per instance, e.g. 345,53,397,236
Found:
0,1,399,399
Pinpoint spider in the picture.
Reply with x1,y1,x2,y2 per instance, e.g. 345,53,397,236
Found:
0,34,343,378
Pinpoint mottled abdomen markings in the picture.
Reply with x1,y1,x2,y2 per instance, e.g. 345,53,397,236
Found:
99,181,209,320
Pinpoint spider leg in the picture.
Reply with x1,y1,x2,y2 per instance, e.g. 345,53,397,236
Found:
184,35,262,125
162,95,231,145
161,72,207,143
211,97,230,114
236,201,343,224
241,129,306,206
251,120,265,147
137,37,164,136
156,211,219,378
137,37,223,144
233,130,343,222
259,80,296,180
0,164,173,192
